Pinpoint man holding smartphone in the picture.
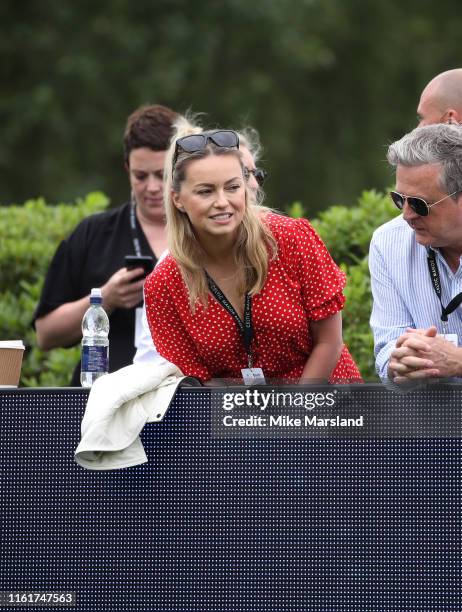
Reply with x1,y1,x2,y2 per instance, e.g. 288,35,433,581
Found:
34,104,177,385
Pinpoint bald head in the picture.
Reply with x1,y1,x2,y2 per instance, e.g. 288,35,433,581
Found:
417,68,462,126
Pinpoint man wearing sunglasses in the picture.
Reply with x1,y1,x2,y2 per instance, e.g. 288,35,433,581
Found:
369,123,462,384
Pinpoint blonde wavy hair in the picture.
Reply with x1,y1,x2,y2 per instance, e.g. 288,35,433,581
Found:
163,115,277,309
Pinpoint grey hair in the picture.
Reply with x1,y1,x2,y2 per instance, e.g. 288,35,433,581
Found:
237,126,262,163
387,123,462,196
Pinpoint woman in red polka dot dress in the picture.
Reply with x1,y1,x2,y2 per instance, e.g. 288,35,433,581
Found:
144,120,361,384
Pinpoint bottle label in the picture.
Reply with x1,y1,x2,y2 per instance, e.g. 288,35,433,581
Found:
81,345,108,373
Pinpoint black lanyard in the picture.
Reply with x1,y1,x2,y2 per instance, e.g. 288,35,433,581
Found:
205,272,254,367
129,201,143,257
427,249,462,327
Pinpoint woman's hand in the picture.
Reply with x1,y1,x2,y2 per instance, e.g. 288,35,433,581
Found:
101,267,147,313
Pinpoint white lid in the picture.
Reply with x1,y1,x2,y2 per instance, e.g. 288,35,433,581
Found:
90,288,102,298
0,340,25,349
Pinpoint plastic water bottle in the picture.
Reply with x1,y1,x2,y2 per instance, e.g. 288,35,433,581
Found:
80,288,109,388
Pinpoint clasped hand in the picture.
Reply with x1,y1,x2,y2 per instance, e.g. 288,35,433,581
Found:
388,326,462,384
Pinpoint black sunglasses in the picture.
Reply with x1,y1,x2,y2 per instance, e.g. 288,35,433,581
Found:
173,130,239,170
390,189,460,216
244,167,267,187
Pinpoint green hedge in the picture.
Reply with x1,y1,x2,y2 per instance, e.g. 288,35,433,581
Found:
1,190,397,386
0,193,109,386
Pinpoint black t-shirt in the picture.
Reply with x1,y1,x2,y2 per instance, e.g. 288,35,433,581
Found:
33,202,156,386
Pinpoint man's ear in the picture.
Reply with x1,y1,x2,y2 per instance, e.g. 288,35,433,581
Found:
445,109,461,124
172,190,185,212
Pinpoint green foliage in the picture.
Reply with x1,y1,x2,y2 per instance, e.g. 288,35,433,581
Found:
341,259,376,381
2,1,461,215
286,201,307,219
309,190,398,381
0,193,109,387
311,190,398,266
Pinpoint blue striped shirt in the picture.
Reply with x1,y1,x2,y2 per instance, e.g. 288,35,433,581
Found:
369,215,462,379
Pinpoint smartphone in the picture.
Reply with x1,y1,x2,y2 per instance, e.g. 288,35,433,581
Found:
124,255,155,278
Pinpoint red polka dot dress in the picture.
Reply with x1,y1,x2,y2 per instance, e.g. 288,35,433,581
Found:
144,213,361,383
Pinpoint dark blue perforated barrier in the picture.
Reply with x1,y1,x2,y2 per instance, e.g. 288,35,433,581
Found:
0,386,460,611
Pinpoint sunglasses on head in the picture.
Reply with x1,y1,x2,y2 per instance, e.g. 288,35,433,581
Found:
390,189,460,216
173,130,239,170
243,167,267,187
